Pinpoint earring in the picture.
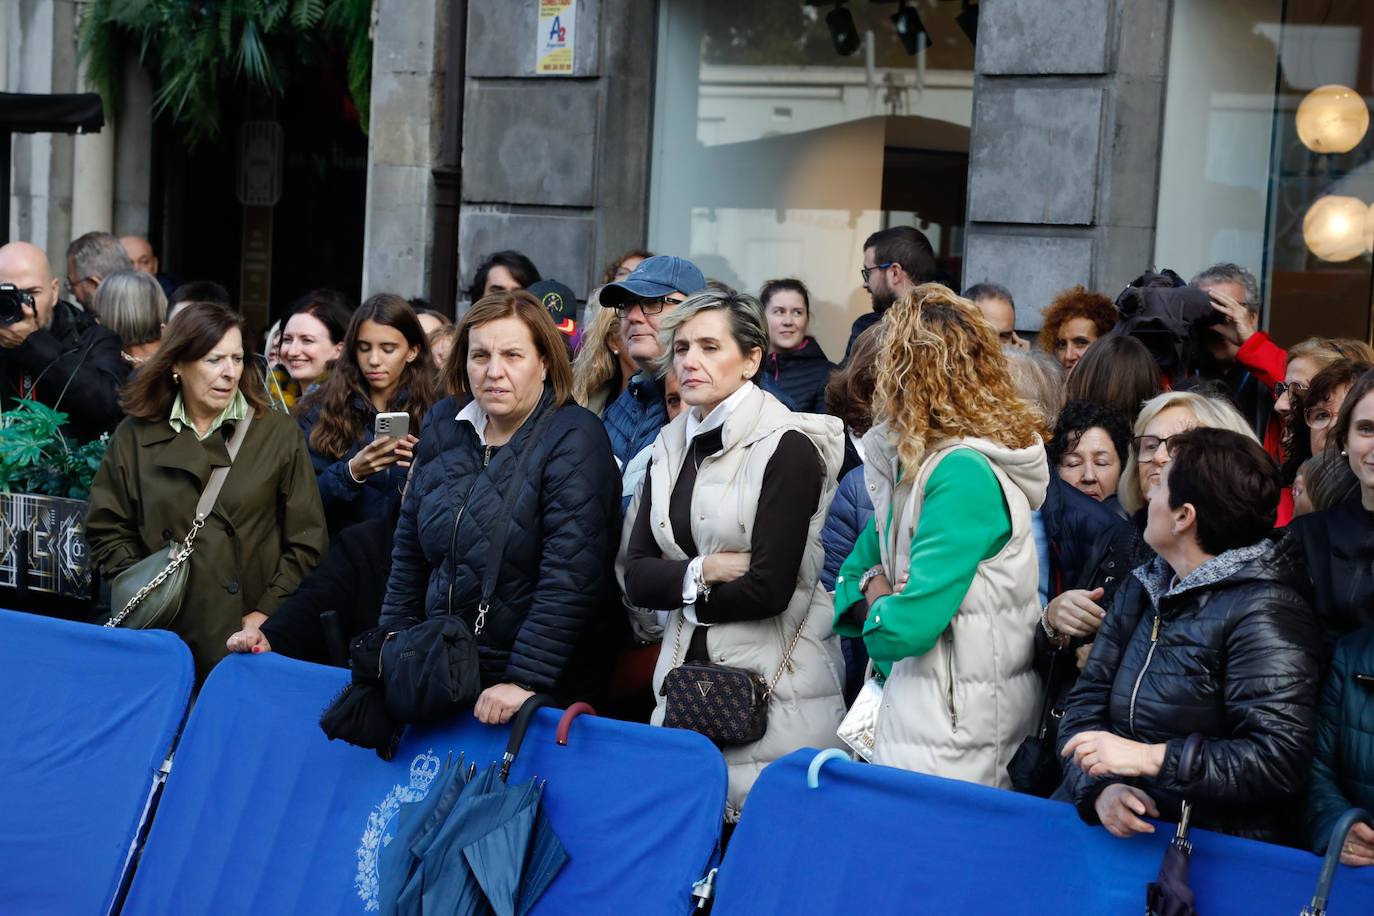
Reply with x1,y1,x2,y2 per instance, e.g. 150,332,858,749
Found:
172,371,180,384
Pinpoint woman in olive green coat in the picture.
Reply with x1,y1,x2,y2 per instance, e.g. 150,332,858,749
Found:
86,302,328,680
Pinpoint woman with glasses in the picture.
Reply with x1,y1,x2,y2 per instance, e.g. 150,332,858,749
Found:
1277,340,1374,483
1291,367,1374,638
1041,392,1257,688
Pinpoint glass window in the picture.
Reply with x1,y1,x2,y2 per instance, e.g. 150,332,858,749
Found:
1156,0,1374,345
648,1,976,358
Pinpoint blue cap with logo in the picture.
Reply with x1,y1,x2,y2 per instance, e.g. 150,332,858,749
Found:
599,255,707,306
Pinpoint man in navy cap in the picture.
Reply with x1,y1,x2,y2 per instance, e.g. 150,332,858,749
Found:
597,255,707,470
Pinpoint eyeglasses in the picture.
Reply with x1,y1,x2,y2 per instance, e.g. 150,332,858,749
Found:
1133,434,1180,462
615,296,682,317
860,262,895,284
1305,405,1336,430
1274,380,1307,400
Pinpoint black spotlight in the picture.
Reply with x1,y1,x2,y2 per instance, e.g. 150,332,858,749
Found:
956,0,979,44
890,0,929,55
825,2,861,56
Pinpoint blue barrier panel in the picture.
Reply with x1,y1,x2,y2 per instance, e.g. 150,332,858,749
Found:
124,652,726,915
0,608,192,915
714,750,1374,915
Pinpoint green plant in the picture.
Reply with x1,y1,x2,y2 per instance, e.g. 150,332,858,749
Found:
79,0,375,145
0,400,110,501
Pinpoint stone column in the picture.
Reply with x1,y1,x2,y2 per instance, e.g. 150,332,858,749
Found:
961,0,1171,330
456,0,655,310
361,0,448,301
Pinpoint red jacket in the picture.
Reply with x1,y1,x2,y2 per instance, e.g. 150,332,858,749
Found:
1237,331,1286,461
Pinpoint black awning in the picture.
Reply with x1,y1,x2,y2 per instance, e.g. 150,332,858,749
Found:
0,92,104,134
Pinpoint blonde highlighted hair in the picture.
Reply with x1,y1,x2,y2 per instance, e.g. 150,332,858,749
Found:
873,283,1044,471
571,296,622,407
1118,390,1257,513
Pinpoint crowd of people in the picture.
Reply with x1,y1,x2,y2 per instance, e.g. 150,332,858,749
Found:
2,223,1373,862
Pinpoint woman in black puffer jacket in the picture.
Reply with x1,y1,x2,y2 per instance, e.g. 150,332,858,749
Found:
1058,429,1324,845
378,291,621,724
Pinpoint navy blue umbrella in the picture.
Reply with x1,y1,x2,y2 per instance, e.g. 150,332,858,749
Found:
417,695,569,916
1148,734,1204,916
377,752,475,916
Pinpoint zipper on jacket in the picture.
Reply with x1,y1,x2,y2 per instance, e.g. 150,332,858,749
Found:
944,628,958,732
1127,613,1162,740
483,445,493,467
445,458,490,617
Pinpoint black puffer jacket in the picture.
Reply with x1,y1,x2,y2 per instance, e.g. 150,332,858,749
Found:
1057,535,1326,844
763,337,834,414
1041,472,1119,594
379,389,621,700
1288,494,1374,640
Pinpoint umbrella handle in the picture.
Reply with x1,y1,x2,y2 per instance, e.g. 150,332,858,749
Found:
1306,808,1374,916
556,702,596,746
499,693,558,782
1178,733,1205,783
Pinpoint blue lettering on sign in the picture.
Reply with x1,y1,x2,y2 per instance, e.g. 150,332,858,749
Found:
549,15,566,43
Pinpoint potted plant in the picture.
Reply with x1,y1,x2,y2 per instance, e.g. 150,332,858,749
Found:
0,399,109,607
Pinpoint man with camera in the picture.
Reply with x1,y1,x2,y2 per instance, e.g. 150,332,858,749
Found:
0,241,128,441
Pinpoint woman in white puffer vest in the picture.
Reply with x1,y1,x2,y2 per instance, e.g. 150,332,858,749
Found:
622,289,846,820
834,284,1049,788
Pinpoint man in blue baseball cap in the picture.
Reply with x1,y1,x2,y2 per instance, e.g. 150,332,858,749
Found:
598,255,707,471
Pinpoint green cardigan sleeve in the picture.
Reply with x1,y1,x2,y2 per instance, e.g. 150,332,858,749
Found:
833,514,882,637
862,449,1010,663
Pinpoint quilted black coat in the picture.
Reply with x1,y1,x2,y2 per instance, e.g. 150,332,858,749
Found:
378,389,621,700
1057,535,1326,844
1289,494,1374,641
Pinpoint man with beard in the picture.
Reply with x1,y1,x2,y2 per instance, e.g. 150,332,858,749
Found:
847,226,937,361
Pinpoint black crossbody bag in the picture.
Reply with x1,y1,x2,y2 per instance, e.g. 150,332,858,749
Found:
660,609,807,748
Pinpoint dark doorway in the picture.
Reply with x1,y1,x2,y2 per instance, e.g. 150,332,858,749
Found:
153,46,367,334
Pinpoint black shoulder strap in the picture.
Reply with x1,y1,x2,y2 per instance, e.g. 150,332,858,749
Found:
476,404,559,619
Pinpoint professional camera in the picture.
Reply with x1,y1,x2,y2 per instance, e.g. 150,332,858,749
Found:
1114,269,1220,375
0,283,35,326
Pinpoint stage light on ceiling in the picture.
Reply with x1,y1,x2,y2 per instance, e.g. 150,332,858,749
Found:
890,1,928,56
825,2,861,56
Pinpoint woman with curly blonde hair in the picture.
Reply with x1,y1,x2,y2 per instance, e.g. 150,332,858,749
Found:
834,283,1049,787
1039,285,1118,371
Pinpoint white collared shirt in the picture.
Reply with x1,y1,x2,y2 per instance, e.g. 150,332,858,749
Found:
455,398,490,445
680,381,757,624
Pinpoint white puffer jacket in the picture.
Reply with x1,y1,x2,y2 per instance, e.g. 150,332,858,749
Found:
643,386,847,818
862,428,1049,788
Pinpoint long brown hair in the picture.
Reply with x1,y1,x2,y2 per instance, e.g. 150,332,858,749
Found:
445,290,574,406
121,302,269,421
300,294,438,459
825,320,885,435
874,284,1043,471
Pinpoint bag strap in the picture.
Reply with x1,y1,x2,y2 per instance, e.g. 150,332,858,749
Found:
192,411,253,524
473,403,558,635
669,606,808,702
1034,649,1061,739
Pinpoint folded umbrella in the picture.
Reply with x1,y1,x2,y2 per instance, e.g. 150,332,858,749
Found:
1147,734,1204,916
396,757,479,916
416,695,570,916
377,753,472,916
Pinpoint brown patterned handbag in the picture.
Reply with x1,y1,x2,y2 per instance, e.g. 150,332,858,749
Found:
659,613,806,748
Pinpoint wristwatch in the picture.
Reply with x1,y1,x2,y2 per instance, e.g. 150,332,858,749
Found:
858,565,885,598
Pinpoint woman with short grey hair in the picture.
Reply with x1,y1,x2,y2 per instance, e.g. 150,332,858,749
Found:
622,287,847,819
92,269,167,368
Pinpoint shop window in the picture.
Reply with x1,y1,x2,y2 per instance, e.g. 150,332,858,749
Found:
648,0,975,357
1156,0,1374,345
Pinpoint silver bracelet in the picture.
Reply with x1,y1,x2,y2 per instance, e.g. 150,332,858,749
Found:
694,559,712,602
